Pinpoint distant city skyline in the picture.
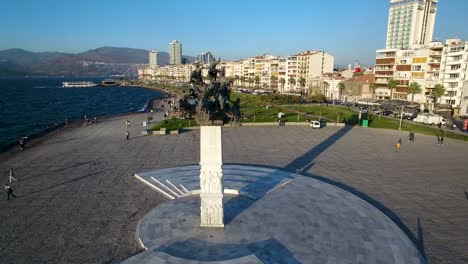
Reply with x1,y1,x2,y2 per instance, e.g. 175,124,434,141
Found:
1,0,467,66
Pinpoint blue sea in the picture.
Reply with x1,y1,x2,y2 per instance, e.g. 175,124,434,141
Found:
0,77,165,150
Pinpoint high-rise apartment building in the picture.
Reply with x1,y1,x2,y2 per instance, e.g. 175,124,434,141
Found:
386,0,438,49
439,39,468,113
169,40,182,65
149,49,158,69
197,51,215,64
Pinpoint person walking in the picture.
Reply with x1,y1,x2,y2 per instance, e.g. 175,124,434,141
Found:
8,168,17,183
126,131,130,140
18,135,27,151
395,138,401,152
5,183,16,200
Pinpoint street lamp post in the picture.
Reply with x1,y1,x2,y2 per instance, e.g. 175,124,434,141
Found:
399,105,404,130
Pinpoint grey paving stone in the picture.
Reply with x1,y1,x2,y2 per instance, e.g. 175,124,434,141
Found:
0,114,466,264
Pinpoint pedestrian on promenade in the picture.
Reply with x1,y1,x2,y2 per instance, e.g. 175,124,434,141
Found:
8,168,17,183
126,131,129,140
440,135,444,145
408,131,415,142
18,135,27,151
192,132,196,142
5,183,16,200
395,138,401,152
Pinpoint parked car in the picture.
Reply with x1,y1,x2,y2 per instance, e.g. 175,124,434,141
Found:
382,110,395,117
308,120,322,129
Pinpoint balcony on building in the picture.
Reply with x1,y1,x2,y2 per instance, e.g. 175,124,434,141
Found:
376,58,396,65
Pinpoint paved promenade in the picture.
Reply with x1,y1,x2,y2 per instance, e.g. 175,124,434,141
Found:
0,113,467,264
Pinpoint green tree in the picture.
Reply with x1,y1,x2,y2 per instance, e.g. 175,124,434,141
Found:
408,81,422,103
338,82,345,101
279,78,286,93
270,75,278,90
240,76,245,86
254,76,261,88
387,79,398,100
369,82,377,99
248,77,254,87
234,75,240,86
432,84,446,105
298,77,306,87
323,81,330,98
289,77,296,89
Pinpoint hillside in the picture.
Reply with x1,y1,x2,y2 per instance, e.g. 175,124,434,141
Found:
0,47,195,76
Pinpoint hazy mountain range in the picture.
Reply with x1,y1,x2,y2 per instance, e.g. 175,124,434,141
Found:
0,47,196,77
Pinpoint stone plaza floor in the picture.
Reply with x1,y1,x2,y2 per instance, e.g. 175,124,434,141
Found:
124,165,424,263
0,112,467,263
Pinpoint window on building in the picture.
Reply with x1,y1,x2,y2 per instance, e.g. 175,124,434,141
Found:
451,64,461,70
449,74,459,79
412,65,422,71
447,91,457,97
449,82,457,88
446,100,455,105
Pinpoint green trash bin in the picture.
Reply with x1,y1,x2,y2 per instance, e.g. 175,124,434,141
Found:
362,119,369,127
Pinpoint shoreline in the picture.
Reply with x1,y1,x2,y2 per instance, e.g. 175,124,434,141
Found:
0,86,174,155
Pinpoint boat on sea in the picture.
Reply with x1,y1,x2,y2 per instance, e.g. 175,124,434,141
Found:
62,81,98,88
101,79,119,87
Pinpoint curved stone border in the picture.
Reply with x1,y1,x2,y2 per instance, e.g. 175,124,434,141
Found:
123,165,426,264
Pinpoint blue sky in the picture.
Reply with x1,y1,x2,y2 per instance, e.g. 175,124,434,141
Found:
1,0,467,66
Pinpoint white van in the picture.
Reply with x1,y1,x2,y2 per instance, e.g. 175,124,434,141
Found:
309,121,321,129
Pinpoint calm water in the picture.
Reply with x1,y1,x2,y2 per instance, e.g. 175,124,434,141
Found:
0,77,164,150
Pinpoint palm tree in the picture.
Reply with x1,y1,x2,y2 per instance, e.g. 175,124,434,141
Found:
369,82,377,99
432,84,446,105
387,79,398,100
338,82,345,101
279,78,286,93
240,76,245,86
323,81,330,98
248,77,254,88
254,76,260,88
270,75,278,90
298,77,306,88
408,82,422,103
234,75,240,86
289,77,296,90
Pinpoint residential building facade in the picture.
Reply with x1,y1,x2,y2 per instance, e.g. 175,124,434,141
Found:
439,39,468,115
139,50,334,95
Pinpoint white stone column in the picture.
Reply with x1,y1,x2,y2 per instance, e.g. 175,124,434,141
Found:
199,126,224,227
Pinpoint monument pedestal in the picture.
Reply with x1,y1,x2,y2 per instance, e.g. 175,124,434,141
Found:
199,126,224,227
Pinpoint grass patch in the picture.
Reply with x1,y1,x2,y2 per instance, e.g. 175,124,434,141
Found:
368,115,468,141
150,118,197,131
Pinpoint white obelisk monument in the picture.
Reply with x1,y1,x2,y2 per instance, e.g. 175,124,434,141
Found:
199,126,224,227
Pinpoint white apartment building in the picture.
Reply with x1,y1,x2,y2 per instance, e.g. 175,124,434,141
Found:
386,0,438,49
169,40,182,65
149,49,158,69
140,51,334,95
375,39,468,117
439,39,468,114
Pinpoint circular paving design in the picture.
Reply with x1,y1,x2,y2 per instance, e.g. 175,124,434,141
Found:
122,165,425,264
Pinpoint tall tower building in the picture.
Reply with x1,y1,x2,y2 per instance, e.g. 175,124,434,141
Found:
169,40,182,65
386,0,438,49
149,49,158,69
197,51,215,64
